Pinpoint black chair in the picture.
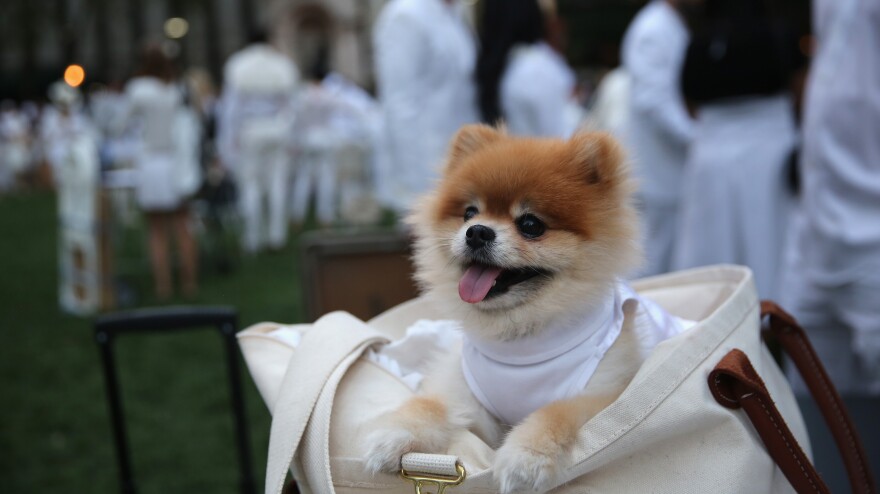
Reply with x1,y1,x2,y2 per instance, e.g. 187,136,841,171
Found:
94,306,256,494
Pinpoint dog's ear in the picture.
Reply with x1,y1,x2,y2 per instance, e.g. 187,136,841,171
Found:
445,124,504,174
569,131,627,186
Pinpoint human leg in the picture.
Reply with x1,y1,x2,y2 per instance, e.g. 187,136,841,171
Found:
315,151,337,227
636,199,677,277
266,144,291,249
236,163,261,254
172,206,199,298
146,211,172,299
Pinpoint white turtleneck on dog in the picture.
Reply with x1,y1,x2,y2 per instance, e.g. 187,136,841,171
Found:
460,282,690,425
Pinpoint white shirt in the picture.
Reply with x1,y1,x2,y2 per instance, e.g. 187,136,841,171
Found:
621,0,693,205
122,77,182,152
373,0,480,211
795,0,880,284
217,44,299,167
501,42,577,138
461,282,689,425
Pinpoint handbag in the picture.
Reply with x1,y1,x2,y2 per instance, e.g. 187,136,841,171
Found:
238,265,876,493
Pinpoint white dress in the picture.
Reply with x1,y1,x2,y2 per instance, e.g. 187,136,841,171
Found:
673,95,797,300
373,0,480,212
123,77,189,212
500,42,577,138
40,106,102,314
621,0,694,276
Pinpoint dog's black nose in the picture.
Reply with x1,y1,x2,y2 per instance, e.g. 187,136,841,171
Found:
466,225,496,249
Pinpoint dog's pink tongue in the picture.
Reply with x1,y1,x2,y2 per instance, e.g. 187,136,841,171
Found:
459,265,503,304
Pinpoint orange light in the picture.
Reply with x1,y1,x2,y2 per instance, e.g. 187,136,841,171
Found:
64,64,86,88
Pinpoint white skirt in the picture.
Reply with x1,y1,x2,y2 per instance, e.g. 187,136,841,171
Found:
673,95,797,300
136,150,183,212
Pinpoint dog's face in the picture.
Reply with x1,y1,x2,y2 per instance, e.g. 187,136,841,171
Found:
409,125,642,339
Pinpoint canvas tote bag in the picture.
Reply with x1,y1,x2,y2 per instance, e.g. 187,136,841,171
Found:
238,265,876,494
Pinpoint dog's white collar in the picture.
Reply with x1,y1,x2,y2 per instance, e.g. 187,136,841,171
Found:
464,288,620,366
460,282,638,425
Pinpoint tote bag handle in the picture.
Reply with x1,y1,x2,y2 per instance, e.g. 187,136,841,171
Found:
708,301,876,494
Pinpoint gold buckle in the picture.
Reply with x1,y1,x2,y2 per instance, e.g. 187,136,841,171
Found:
400,463,466,494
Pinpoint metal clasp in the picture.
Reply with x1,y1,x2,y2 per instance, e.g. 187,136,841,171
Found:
400,463,466,494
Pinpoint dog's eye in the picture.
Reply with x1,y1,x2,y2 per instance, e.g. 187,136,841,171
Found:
464,206,478,221
516,214,546,238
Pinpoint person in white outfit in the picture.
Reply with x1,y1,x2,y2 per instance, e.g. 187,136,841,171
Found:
476,0,578,138
217,31,299,253
41,82,102,314
120,45,200,299
621,0,694,277
673,0,803,301
0,101,32,192
373,0,480,212
289,52,383,228
782,0,880,396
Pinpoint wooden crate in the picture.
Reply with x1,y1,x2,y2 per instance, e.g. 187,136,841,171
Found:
300,229,419,322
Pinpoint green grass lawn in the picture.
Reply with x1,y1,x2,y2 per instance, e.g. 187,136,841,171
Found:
0,191,316,493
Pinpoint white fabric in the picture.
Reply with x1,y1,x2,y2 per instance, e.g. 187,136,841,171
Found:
123,77,181,152
794,0,879,285
218,44,299,251
587,67,631,140
638,201,679,278
0,109,31,180
217,44,298,168
782,0,880,394
621,0,693,206
674,95,797,300
501,42,577,138
289,78,382,226
781,245,880,395
373,0,480,212
239,265,810,494
120,77,197,211
238,118,291,251
39,109,100,228
40,107,102,315
621,0,693,276
461,282,689,425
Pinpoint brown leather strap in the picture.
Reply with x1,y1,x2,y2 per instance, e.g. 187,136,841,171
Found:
760,301,877,494
709,348,829,494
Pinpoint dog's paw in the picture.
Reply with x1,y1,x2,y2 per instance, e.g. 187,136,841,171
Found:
363,426,420,474
493,440,564,494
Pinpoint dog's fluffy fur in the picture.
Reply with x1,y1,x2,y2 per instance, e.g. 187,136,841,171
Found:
364,125,646,493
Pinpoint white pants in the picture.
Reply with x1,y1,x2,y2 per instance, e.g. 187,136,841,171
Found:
781,254,880,396
237,133,290,252
635,199,678,277
290,148,338,226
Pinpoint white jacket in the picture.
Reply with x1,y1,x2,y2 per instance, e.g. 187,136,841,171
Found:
621,0,693,205
217,44,299,168
373,0,479,211
501,42,577,138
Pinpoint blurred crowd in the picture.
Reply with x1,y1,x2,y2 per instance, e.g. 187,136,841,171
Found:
0,0,876,393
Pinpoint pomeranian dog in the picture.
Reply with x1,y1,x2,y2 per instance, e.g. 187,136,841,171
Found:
364,125,688,493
